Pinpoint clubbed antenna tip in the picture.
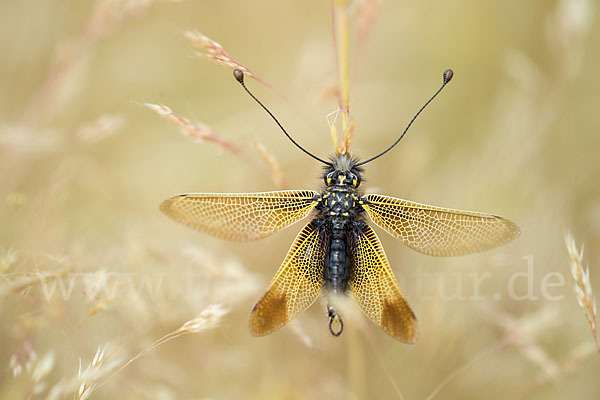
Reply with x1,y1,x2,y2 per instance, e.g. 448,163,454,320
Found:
233,69,244,84
443,69,454,84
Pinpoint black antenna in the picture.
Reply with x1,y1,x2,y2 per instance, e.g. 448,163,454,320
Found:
356,69,454,167
233,69,332,166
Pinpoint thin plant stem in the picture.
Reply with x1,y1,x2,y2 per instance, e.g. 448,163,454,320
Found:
424,340,507,400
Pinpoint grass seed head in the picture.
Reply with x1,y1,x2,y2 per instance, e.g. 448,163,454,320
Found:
565,232,599,352
185,30,254,78
177,303,229,334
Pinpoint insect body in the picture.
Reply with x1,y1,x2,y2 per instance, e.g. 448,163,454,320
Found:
319,162,361,293
160,69,520,343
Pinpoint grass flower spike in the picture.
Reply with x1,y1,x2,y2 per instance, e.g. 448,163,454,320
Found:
565,232,599,352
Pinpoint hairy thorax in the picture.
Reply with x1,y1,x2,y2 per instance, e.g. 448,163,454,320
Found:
316,185,364,233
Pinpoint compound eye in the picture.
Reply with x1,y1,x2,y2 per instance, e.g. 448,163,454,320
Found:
350,169,362,187
349,173,358,187
326,171,335,185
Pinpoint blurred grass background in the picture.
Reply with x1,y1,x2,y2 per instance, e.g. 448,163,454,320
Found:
1,0,599,399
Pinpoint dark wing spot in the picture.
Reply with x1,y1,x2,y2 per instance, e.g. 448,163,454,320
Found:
381,298,418,344
249,290,288,336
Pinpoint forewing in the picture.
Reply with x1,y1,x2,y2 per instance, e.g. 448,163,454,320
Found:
362,194,520,256
160,190,319,241
349,224,418,343
249,220,327,336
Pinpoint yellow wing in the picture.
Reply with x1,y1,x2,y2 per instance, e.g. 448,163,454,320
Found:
349,223,418,343
362,194,520,256
249,221,327,336
160,190,319,241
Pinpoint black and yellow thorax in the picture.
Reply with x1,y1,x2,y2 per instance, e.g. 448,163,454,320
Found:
316,154,365,228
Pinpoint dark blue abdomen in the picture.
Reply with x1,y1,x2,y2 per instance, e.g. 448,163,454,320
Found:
326,228,351,293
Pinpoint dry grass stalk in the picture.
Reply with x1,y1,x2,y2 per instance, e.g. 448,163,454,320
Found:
331,0,358,155
143,103,216,143
546,0,592,81
9,347,55,399
74,114,124,144
255,142,288,189
29,351,55,396
96,304,229,392
473,264,598,399
184,30,273,89
565,232,599,352
45,345,121,400
338,296,404,399
357,0,381,47
424,341,506,400
477,304,561,376
185,30,252,76
175,304,229,334
145,102,286,188
174,245,260,306
340,120,356,156
0,269,70,300
21,0,171,127
427,305,565,400
332,0,352,152
329,0,379,156
326,108,341,153
359,324,405,399
0,247,18,274
536,342,597,390
287,321,314,348
77,345,122,400
514,341,598,399
73,270,119,336
9,337,36,379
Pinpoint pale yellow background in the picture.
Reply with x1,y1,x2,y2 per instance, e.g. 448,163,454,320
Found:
1,1,599,399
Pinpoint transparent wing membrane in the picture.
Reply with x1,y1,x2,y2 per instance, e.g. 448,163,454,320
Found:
349,223,418,343
160,190,319,241
249,221,327,336
161,187,520,341
362,194,520,256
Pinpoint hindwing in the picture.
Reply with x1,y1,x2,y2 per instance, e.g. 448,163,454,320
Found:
249,220,327,336
349,223,418,343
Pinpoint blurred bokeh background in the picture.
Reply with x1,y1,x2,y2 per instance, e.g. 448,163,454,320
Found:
1,0,599,398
